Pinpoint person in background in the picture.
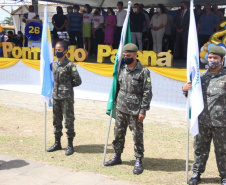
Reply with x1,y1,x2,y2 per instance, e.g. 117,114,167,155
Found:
6,31,19,46
17,31,24,47
22,5,39,47
83,4,93,55
130,3,146,50
212,4,224,23
92,8,104,56
197,4,219,50
47,40,82,156
52,6,68,43
194,4,203,26
22,5,38,23
162,8,174,52
139,3,148,15
66,6,73,33
174,1,190,59
140,3,150,50
183,46,226,185
68,5,83,48
115,1,127,49
148,7,155,50
150,4,167,53
104,8,116,46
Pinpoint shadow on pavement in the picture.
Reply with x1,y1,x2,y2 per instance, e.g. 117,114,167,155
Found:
0,160,29,170
123,157,193,172
73,144,114,154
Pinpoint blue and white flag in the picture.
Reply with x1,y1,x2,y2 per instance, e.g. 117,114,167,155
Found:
187,0,204,136
40,5,53,106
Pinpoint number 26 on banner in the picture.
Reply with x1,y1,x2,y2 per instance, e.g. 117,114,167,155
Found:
25,21,42,41
29,26,40,34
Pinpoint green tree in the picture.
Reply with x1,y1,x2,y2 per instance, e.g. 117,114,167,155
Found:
4,17,13,25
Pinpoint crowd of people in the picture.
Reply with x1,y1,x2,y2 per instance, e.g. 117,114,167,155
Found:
1,2,226,58
49,1,225,58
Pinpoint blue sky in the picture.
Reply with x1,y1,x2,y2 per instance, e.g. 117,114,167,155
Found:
0,6,13,23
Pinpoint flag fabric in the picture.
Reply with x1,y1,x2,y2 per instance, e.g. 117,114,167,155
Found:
106,2,132,117
40,5,54,106
186,0,204,136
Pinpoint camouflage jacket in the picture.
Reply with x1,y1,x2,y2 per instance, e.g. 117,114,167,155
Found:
199,67,226,127
116,60,152,116
52,57,82,100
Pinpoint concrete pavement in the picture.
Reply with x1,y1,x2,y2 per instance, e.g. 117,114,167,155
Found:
0,154,135,185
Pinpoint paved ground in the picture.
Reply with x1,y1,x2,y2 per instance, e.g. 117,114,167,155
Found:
0,90,186,185
0,154,135,185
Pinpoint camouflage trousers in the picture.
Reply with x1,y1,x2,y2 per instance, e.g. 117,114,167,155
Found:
112,110,144,158
192,124,226,178
53,98,75,139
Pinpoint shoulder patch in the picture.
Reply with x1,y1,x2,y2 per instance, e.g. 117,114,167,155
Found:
147,77,151,82
72,66,76,71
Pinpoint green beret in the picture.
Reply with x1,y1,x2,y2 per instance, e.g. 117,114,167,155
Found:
209,46,226,57
123,43,138,53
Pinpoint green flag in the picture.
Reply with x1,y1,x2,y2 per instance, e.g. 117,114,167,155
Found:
106,5,132,118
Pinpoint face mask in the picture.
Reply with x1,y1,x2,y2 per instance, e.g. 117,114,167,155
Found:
133,8,137,13
124,57,134,65
84,8,87,12
108,13,112,16
207,60,222,69
74,9,78,13
181,6,184,10
56,51,65,59
157,8,161,12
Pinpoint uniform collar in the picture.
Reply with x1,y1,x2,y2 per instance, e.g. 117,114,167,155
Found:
57,57,69,66
126,60,142,72
205,66,226,77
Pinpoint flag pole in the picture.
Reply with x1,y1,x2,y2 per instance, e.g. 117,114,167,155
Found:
102,110,113,165
44,102,47,151
186,91,190,183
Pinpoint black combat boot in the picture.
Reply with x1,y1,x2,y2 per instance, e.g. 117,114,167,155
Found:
104,153,122,166
46,137,62,152
65,138,74,156
133,157,143,175
188,172,201,185
222,178,226,185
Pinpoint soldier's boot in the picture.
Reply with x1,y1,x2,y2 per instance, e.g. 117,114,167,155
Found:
104,153,122,166
133,157,143,175
188,172,201,185
222,178,226,185
65,138,74,156
46,137,62,152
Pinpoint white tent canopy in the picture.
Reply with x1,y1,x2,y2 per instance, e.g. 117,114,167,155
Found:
40,0,226,7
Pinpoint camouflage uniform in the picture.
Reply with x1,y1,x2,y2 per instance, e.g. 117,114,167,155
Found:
52,57,82,139
192,67,226,179
112,60,152,158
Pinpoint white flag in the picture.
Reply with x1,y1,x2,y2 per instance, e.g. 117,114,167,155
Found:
186,0,204,136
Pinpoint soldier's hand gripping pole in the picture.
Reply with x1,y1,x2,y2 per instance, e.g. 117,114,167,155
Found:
102,110,113,165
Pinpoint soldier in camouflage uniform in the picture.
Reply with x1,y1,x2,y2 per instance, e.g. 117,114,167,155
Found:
47,41,82,156
183,46,226,185
104,43,152,175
